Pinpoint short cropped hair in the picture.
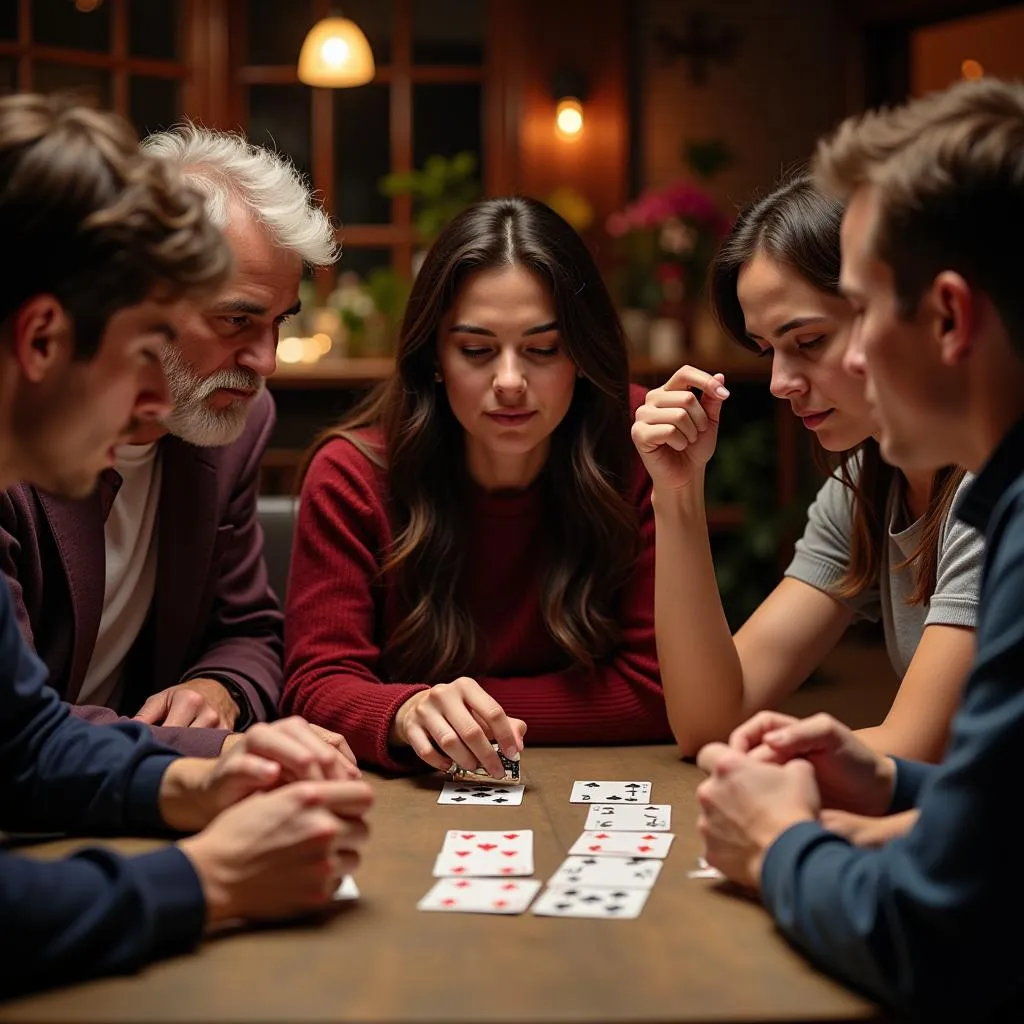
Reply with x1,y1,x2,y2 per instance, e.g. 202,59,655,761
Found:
813,77,1024,352
0,94,231,359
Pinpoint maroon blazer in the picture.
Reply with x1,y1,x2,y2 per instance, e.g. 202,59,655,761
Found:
0,388,283,757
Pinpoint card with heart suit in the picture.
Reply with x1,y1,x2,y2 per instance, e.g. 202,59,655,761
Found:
418,878,542,914
532,884,649,920
568,830,675,859
438,780,525,805
583,803,671,831
569,780,652,803
333,876,360,901
433,829,534,877
547,855,663,890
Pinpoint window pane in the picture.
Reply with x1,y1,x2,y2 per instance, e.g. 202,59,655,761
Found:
412,0,484,65
338,0,393,65
413,83,482,169
130,76,181,137
334,85,390,225
0,3,16,40
0,57,15,94
335,247,392,280
246,0,312,65
130,0,180,60
33,0,111,52
248,85,312,185
35,63,112,109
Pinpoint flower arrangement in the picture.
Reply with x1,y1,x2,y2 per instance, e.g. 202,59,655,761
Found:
606,179,732,314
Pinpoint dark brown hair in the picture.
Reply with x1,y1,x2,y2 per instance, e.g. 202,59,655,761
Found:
814,77,1024,357
709,174,964,604
300,196,639,682
0,93,231,358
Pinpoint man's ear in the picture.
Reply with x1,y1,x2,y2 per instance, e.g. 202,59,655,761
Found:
11,295,73,383
931,271,973,368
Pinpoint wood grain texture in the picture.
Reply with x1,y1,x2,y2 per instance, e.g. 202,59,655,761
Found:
2,746,889,1023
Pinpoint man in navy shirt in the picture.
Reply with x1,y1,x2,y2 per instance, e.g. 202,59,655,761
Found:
695,78,1024,1018
0,94,372,998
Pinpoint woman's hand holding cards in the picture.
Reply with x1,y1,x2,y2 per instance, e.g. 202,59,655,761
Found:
390,676,527,779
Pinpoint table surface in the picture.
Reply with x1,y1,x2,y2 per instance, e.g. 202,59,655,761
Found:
2,746,888,1024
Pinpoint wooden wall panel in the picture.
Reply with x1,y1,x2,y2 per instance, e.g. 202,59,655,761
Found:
509,0,630,260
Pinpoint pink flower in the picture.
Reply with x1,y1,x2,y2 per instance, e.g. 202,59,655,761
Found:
606,211,630,237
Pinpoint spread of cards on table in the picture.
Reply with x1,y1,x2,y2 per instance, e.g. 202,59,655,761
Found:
414,767,695,920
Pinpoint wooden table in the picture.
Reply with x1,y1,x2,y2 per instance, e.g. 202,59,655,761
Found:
1,746,887,1023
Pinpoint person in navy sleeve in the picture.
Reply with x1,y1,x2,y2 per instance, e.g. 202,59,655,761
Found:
694,78,1024,1019
0,93,371,999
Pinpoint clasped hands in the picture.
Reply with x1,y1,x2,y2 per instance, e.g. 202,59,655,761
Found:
157,717,372,926
696,711,899,890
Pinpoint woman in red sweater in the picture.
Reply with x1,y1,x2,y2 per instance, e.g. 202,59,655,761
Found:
282,196,670,773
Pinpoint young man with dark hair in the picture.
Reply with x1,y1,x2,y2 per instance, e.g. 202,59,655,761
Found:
0,94,371,998
695,77,1024,1018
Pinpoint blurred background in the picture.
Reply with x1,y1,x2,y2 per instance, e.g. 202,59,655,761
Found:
2,0,1021,634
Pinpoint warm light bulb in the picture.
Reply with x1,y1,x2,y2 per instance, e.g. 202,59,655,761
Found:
299,337,323,363
277,337,304,364
322,36,351,68
961,59,984,80
297,17,375,87
312,332,333,356
555,98,584,141
74,0,102,10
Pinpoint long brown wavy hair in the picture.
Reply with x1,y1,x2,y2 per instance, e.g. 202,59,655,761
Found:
709,174,965,605
299,196,639,681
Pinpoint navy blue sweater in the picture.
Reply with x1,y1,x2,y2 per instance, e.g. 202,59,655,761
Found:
761,417,1024,1019
0,576,205,998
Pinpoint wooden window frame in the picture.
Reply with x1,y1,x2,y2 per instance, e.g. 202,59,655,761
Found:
0,0,193,119
232,0,504,293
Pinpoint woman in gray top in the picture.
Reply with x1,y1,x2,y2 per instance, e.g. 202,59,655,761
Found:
632,176,982,840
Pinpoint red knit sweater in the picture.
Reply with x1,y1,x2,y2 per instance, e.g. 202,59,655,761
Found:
282,389,670,770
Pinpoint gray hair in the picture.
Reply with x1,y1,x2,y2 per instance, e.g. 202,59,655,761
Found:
142,121,338,267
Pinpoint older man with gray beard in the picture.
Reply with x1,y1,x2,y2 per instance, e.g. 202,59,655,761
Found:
0,124,338,756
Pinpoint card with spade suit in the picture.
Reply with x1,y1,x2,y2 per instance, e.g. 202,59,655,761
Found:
438,780,525,805
532,884,649,920
569,780,652,803
583,803,671,831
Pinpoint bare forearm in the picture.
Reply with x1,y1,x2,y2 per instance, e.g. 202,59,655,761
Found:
653,485,746,755
854,724,945,764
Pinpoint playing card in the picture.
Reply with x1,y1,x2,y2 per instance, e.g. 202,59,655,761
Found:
569,780,652,803
568,830,674,858
688,856,725,880
438,780,525,805
433,829,534,877
583,803,671,831
447,742,521,783
333,875,360,901
417,878,542,914
532,884,649,920
547,854,663,889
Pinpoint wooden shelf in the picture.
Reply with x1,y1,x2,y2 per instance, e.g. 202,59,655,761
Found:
268,354,769,390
